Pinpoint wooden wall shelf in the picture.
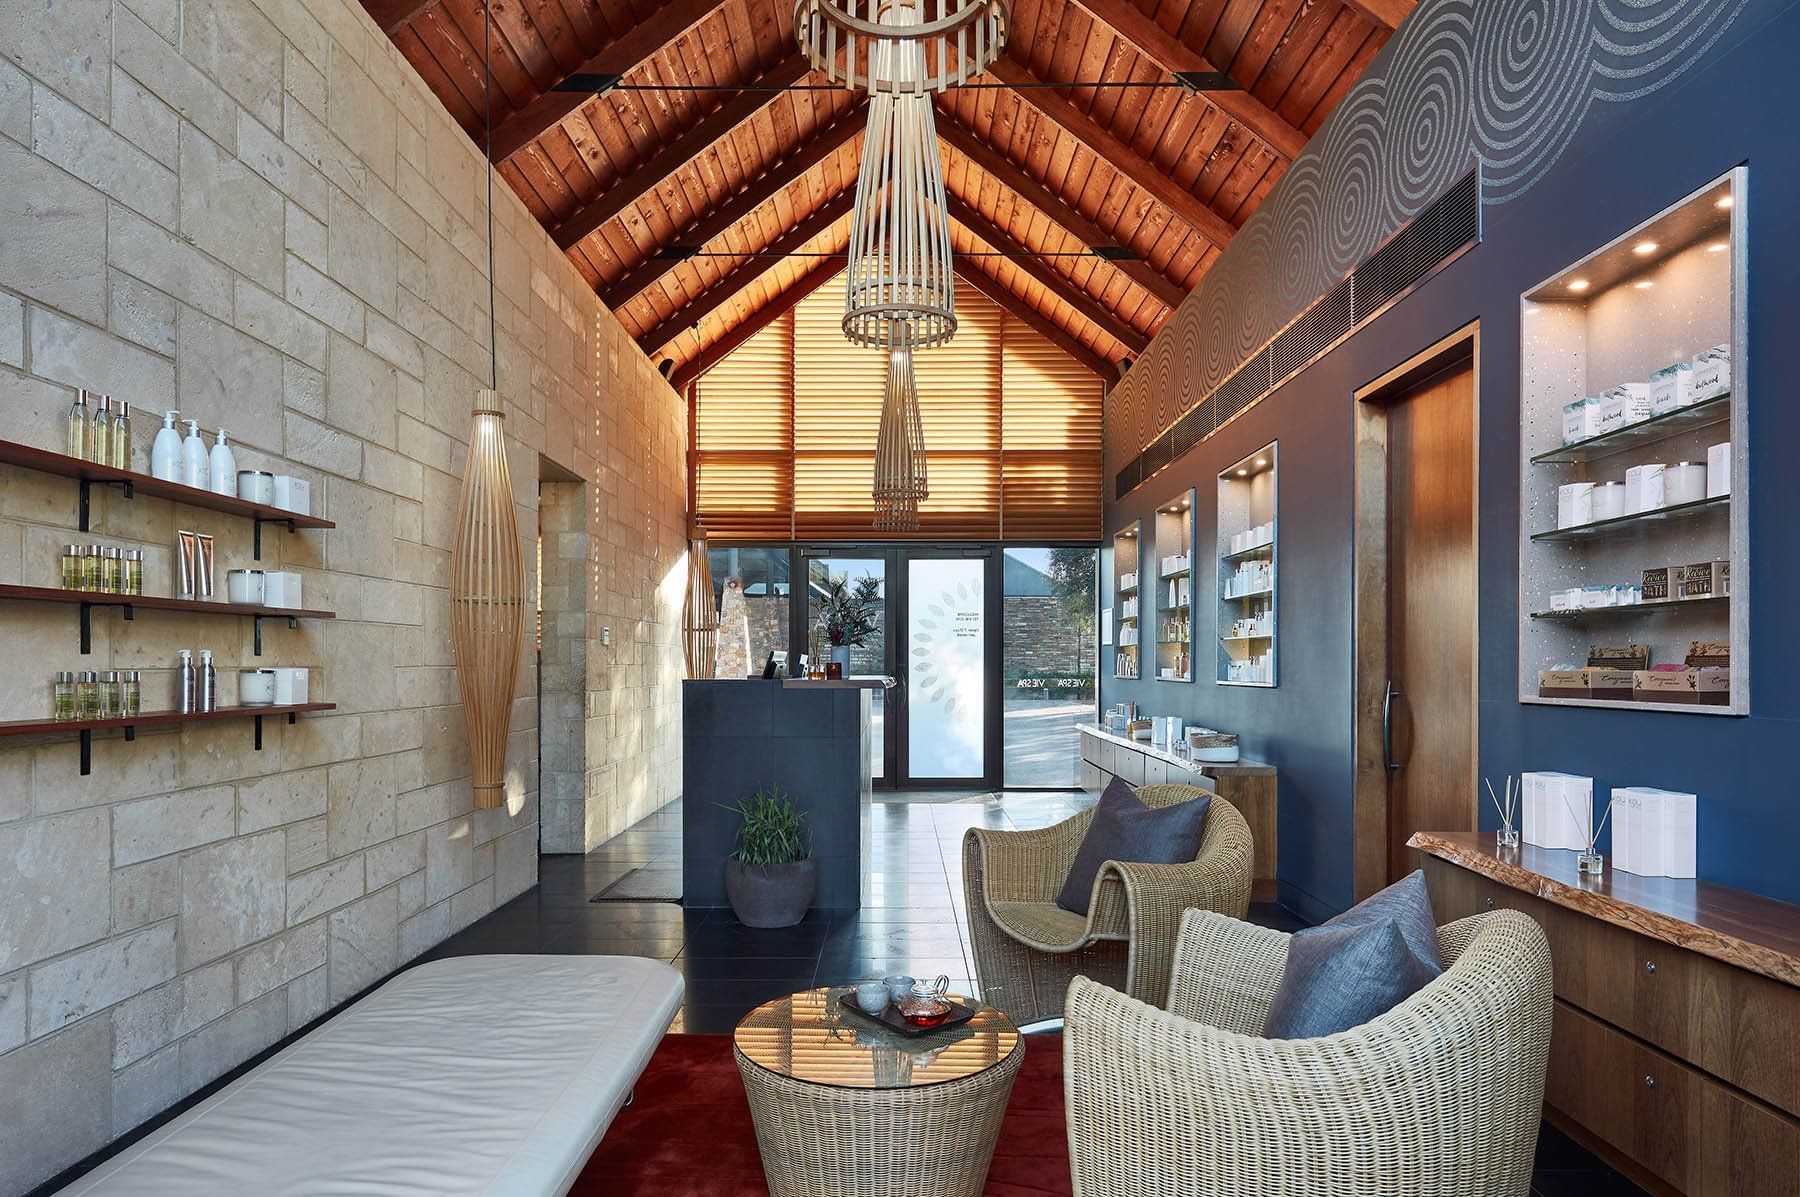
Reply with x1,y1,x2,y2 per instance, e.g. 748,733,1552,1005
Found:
0,702,337,775
0,438,332,558
0,584,334,654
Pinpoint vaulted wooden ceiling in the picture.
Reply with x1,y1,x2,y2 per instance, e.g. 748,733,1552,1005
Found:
365,0,1406,382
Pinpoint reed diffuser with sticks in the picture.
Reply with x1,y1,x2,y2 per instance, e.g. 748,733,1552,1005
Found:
1485,776,1520,851
1562,786,1616,877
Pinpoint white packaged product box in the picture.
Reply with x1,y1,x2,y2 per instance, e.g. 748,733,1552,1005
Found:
1690,343,1730,400
273,475,311,515
1561,396,1601,444
271,667,309,705
262,571,302,609
1649,362,1694,415
1707,441,1731,497
1610,786,1696,877
1522,772,1592,851
1557,482,1595,528
1624,463,1666,514
1597,385,1654,433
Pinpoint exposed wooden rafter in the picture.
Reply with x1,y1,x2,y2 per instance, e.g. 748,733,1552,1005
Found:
1342,0,1415,31
933,113,1186,310
985,56,1238,253
953,261,1114,380
364,0,434,34
483,2,732,162
946,196,1147,354
601,105,867,310
638,190,856,354
552,53,812,251
670,256,846,391
1059,0,1307,161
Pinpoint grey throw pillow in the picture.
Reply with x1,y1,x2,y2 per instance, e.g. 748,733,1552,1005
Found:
1260,869,1445,1039
1054,776,1210,916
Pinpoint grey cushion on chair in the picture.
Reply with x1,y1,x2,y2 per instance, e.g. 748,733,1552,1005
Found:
1261,869,1444,1039
1054,776,1211,916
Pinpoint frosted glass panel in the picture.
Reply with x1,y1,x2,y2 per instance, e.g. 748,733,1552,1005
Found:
907,558,985,779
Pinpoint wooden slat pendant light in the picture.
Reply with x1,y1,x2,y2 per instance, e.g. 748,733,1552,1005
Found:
450,391,525,809
874,345,928,530
795,0,1009,95
683,527,719,677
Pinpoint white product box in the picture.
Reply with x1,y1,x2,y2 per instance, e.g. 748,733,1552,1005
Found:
1707,441,1731,497
1612,789,1642,876
1624,463,1666,514
273,475,311,515
262,571,303,609
1659,789,1697,878
1557,482,1595,529
1592,481,1625,521
271,667,309,705
1649,362,1694,415
1690,343,1730,400
1611,786,1696,877
1597,384,1654,433
1561,396,1601,444
1523,772,1593,851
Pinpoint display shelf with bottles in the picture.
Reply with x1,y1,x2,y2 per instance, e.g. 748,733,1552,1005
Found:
1518,167,1747,714
1153,491,1195,682
1112,521,1142,680
1217,443,1277,687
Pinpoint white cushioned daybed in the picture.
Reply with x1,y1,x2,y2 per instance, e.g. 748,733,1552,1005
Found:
60,955,683,1196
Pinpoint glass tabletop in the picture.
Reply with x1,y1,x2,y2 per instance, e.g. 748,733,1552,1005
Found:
733,987,1022,1090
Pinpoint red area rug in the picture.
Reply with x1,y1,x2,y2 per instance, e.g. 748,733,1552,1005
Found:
575,1031,1072,1196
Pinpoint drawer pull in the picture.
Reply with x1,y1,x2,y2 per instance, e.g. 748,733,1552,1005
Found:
1484,896,1495,910
1644,960,1656,975
1644,1074,1656,1089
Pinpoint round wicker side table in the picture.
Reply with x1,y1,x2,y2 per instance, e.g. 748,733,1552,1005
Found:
732,987,1025,1197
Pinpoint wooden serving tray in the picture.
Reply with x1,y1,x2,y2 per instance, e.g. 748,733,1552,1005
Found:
838,993,977,1038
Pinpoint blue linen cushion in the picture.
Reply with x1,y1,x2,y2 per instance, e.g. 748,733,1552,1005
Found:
1053,776,1211,916
1260,869,1444,1039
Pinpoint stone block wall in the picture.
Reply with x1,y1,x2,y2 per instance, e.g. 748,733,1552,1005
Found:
0,0,685,1189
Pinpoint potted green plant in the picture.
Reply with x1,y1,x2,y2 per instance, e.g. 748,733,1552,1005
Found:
720,787,816,928
816,573,881,676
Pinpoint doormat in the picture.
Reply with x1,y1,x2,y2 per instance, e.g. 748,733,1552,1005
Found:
591,865,683,903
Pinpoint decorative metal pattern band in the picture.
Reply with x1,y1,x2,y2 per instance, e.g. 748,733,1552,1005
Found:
1107,0,1753,495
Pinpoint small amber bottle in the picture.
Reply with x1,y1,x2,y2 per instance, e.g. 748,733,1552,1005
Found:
82,544,104,591
53,672,77,721
61,544,83,590
122,549,143,596
100,546,122,595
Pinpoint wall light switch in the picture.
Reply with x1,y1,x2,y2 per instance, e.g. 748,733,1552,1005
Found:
601,627,611,646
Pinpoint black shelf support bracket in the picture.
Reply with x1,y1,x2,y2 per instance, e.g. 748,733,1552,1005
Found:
252,520,262,560
124,725,135,742
79,728,91,776
253,615,263,656
253,714,263,751
79,603,91,654
78,479,91,532
287,712,297,725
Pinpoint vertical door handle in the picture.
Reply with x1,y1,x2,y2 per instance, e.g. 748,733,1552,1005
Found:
1383,680,1402,773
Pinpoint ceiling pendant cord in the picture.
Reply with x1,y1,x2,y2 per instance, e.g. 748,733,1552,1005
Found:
483,0,498,392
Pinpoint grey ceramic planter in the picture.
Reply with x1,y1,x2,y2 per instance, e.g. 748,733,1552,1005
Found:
724,857,817,928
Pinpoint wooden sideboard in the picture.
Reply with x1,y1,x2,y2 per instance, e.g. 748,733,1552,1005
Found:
1411,832,1799,1195
1078,725,1277,901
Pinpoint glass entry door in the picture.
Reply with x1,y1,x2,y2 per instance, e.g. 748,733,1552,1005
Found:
803,554,891,781
899,552,996,786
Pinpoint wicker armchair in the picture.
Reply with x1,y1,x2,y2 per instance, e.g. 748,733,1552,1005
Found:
1063,906,1554,1197
962,784,1252,1024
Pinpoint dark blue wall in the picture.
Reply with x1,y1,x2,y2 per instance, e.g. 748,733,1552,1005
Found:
1102,0,1800,919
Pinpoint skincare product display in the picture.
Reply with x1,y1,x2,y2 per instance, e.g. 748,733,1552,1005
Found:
1222,651,1273,685
1521,772,1593,852
1159,553,1189,577
1689,343,1730,400
151,411,182,481
1227,523,1275,555
1547,584,1642,611
1226,612,1273,639
1118,569,1138,592
237,470,275,505
1706,441,1731,496
208,429,236,497
1222,558,1273,598
1649,360,1694,415
58,542,145,595
1117,623,1139,648
1610,786,1698,878
1163,573,1191,609
1113,650,1137,679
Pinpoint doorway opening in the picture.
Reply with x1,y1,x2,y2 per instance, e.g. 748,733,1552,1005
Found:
1352,324,1480,897
537,463,589,855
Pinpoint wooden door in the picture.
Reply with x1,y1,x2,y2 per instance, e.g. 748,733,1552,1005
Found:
1381,357,1477,881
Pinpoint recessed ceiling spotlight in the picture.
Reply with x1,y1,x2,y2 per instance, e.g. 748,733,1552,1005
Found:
1236,468,1248,477
1634,279,1654,290
1707,241,1729,253
1633,240,1658,256
1717,194,1734,209
1253,458,1266,468
1568,278,1590,293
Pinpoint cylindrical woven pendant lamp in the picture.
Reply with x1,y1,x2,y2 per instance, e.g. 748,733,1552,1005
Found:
794,0,1008,94
683,527,719,678
842,88,956,349
450,390,525,809
873,344,928,530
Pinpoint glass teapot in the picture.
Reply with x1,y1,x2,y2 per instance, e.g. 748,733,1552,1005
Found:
895,975,952,1026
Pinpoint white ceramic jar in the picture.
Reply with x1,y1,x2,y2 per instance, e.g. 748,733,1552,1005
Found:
226,568,265,605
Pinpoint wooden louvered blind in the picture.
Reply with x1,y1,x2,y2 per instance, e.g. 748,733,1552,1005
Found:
693,276,1102,543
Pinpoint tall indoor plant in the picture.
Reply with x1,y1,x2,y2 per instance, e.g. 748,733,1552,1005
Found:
721,788,816,928
816,573,881,676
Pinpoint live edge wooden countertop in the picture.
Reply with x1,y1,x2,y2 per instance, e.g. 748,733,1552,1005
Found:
1409,831,1800,988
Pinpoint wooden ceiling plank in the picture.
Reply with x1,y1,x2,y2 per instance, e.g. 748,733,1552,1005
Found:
599,106,864,307
985,56,1237,252
933,113,1186,310
553,52,811,251
1342,0,1414,31
946,195,1149,354
670,255,843,390
954,260,1113,380
1062,0,1307,161
637,188,854,353
486,0,731,162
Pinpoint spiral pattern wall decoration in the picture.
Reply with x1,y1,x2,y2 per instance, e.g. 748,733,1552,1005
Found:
1106,0,1751,476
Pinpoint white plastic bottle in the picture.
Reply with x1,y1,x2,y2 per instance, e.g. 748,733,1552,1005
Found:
180,419,209,490
208,429,236,496
151,411,182,481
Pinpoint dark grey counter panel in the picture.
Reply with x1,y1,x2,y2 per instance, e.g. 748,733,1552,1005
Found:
682,680,872,909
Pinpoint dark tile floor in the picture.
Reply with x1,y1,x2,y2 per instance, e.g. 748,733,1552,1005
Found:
420,792,1641,1195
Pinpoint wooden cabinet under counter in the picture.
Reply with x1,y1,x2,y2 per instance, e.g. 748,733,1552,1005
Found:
1079,725,1277,901
1411,831,1800,1195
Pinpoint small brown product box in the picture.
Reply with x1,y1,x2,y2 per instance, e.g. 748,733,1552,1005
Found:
1676,560,1729,600
1539,643,1646,700
1641,565,1672,602
1633,640,1730,706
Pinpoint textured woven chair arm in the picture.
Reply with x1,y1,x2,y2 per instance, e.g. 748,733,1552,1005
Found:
1166,908,1289,1030
963,821,1087,904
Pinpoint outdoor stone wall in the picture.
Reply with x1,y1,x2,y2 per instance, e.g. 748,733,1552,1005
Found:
0,0,685,1188
1003,595,1089,678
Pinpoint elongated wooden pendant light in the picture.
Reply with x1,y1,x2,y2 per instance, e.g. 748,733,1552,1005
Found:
873,345,927,530
683,526,719,677
448,6,524,809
